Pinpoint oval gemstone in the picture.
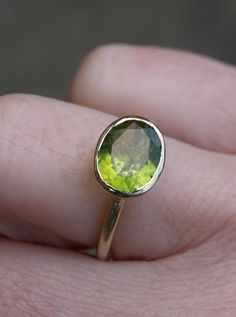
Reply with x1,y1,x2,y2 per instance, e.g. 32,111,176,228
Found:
97,118,162,193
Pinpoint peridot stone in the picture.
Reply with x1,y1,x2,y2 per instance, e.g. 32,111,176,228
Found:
97,119,162,194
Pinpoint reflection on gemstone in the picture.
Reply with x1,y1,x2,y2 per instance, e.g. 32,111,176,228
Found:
97,119,162,193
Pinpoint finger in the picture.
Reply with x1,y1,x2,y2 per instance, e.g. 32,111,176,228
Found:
70,44,236,153
0,94,235,261
0,238,235,316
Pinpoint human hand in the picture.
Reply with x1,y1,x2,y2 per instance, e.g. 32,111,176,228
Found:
0,44,236,316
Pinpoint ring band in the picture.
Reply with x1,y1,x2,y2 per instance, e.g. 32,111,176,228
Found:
94,116,165,260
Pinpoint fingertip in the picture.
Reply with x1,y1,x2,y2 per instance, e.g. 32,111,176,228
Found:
69,43,133,106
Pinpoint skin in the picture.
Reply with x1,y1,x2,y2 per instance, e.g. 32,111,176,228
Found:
0,44,236,316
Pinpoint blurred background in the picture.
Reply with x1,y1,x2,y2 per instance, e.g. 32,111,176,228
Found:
1,0,236,99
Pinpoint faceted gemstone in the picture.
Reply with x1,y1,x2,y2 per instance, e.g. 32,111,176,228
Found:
97,119,162,193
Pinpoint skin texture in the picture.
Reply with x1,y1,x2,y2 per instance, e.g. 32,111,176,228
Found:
0,44,236,316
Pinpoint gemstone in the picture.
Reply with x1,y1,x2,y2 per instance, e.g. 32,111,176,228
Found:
97,118,162,193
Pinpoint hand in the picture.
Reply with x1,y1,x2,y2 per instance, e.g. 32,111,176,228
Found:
1,44,236,316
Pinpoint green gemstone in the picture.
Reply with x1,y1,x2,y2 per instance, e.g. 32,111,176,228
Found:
97,118,162,194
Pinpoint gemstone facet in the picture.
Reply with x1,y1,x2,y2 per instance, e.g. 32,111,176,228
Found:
96,118,163,194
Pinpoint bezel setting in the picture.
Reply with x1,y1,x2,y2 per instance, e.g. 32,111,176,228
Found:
94,115,165,198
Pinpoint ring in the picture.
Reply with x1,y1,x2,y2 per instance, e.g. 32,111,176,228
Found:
94,116,165,260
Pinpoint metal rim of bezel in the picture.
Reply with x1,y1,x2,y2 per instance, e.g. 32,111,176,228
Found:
94,115,166,199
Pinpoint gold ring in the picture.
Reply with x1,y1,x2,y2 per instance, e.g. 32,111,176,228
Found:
94,116,165,260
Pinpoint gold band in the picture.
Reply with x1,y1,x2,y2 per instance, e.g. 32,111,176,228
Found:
97,198,125,260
